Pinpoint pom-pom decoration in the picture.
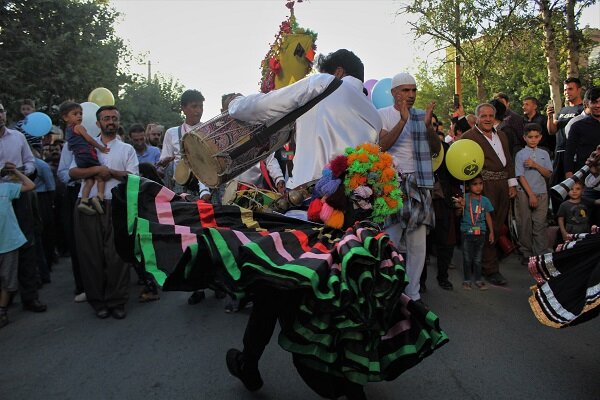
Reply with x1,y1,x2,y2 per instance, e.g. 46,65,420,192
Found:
310,143,403,227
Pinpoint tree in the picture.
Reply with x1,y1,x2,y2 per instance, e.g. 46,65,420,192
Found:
537,0,563,111
118,74,185,130
400,0,532,102
0,0,132,121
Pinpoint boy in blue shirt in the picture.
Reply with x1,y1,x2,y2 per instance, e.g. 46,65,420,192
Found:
457,175,494,290
0,163,35,328
515,123,553,263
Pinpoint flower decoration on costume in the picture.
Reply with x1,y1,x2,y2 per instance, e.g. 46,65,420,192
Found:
259,1,318,93
308,144,403,228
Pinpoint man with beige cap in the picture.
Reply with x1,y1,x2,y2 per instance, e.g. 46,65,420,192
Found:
378,72,440,302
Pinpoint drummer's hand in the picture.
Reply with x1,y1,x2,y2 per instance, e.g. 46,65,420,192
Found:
157,157,175,167
276,181,286,194
201,193,211,202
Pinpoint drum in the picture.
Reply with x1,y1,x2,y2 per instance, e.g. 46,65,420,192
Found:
173,160,194,186
181,111,294,187
221,181,280,212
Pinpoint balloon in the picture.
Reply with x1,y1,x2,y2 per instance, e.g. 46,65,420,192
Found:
88,87,115,106
432,144,445,172
81,102,101,136
22,112,52,137
445,139,484,181
363,79,378,99
371,78,393,109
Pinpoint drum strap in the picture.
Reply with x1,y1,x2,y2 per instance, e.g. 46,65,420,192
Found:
228,77,343,160
259,160,276,190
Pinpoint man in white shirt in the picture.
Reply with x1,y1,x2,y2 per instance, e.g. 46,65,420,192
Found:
158,89,211,199
377,72,440,301
229,49,382,189
69,105,139,319
226,49,378,400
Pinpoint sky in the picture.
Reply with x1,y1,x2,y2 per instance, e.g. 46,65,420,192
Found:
111,0,600,119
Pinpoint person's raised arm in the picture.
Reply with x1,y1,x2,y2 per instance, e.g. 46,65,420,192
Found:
74,125,108,154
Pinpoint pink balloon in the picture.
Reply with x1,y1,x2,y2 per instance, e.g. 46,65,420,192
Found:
363,79,378,99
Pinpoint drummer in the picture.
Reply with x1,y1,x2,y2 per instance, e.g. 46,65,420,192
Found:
157,89,211,200
225,49,381,399
228,49,382,190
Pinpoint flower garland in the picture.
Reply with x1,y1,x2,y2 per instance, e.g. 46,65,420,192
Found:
308,144,403,228
259,1,318,93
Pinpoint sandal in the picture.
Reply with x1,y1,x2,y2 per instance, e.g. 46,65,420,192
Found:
462,281,472,290
475,281,489,291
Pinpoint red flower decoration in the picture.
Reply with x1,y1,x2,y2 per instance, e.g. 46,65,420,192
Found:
329,155,348,178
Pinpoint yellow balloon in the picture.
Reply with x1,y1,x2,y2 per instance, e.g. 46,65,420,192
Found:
445,139,484,181
432,144,445,172
88,87,115,106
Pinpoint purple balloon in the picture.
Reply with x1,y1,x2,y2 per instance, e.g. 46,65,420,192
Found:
363,79,378,99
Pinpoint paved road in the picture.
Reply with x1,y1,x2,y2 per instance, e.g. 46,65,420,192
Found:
1,252,598,400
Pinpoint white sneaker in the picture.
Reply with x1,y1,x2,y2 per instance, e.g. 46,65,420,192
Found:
74,292,87,303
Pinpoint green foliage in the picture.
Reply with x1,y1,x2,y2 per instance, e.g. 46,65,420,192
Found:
0,0,132,122
118,74,185,130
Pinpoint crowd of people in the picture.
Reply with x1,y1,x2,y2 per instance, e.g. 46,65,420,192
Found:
1,48,599,398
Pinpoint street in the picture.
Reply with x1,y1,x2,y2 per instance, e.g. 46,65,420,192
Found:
1,252,598,400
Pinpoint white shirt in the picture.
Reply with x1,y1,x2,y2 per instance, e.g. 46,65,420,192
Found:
0,128,35,175
476,126,518,187
236,153,284,187
378,106,416,174
70,137,139,199
230,73,382,189
159,122,201,164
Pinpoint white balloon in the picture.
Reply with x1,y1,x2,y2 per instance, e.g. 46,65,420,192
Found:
80,102,100,136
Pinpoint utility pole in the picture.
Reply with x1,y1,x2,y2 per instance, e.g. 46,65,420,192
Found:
147,60,152,82
454,0,462,105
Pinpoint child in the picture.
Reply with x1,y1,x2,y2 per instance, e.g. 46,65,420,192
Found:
515,123,553,262
0,163,35,328
556,181,592,241
59,102,109,215
457,175,494,290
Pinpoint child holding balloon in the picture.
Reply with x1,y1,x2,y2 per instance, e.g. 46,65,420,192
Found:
59,102,109,215
455,175,494,290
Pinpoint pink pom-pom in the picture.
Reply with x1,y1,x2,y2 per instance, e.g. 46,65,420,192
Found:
320,202,335,222
307,198,323,221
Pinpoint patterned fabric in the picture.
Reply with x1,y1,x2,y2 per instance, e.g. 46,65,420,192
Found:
409,108,434,188
386,173,434,232
112,175,448,386
528,226,600,328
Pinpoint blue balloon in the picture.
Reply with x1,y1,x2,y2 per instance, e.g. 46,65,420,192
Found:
371,78,394,109
22,112,52,137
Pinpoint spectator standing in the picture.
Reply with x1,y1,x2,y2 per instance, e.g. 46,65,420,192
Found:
515,123,553,263
145,123,164,149
556,181,592,241
14,99,43,147
0,102,47,312
458,175,494,291
461,103,517,286
69,105,139,319
522,96,552,152
33,148,55,281
0,165,35,328
378,72,440,301
547,77,584,210
130,123,160,165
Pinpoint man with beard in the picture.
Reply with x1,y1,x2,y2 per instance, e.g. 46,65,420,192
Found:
130,123,160,165
69,106,138,319
145,123,164,149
